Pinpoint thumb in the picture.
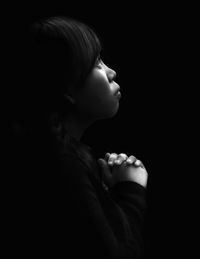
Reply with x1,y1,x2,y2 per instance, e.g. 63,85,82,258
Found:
98,158,112,184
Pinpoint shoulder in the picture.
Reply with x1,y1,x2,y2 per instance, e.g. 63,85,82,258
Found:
57,149,103,193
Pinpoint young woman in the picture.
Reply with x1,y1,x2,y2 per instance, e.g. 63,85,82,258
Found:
8,16,148,258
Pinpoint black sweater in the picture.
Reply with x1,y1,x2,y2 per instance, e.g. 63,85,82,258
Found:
5,131,147,258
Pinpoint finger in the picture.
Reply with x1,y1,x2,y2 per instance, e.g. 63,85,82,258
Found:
134,159,144,168
108,153,118,166
126,155,137,164
114,153,128,165
104,153,111,161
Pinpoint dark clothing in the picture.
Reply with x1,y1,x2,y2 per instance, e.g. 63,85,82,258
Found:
4,129,147,258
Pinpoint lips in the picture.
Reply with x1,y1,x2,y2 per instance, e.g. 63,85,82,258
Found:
115,90,121,99
114,86,121,97
112,82,121,98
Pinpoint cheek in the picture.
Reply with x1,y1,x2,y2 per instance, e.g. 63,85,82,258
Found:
76,72,119,118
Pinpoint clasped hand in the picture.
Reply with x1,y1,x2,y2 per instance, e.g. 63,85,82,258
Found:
98,153,148,189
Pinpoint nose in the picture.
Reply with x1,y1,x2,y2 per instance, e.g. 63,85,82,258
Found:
106,66,117,82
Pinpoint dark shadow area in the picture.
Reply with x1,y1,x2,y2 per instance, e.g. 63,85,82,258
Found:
3,2,197,258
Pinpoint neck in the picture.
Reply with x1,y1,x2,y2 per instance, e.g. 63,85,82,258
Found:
63,112,96,141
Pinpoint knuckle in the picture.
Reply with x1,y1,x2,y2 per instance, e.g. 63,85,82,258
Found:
108,153,118,164
105,153,110,159
119,153,127,159
126,155,136,163
110,154,118,160
110,153,118,158
135,159,141,165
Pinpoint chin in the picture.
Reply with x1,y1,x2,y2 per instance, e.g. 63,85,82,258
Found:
91,103,119,120
110,103,119,117
101,106,119,119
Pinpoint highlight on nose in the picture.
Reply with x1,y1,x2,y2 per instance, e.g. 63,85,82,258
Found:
108,68,117,82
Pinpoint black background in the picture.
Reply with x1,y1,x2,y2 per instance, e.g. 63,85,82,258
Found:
3,2,198,258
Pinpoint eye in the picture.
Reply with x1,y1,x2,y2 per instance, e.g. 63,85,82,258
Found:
95,55,103,67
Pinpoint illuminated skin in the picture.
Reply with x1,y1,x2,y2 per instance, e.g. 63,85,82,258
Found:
64,57,121,140
74,56,121,119
64,56,148,189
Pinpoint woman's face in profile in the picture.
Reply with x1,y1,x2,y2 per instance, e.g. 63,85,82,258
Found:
74,56,121,120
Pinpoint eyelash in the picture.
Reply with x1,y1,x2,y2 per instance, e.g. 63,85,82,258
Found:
95,56,102,67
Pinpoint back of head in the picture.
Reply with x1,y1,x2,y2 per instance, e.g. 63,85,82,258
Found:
10,16,102,137
26,16,101,125
9,16,102,173
6,18,104,237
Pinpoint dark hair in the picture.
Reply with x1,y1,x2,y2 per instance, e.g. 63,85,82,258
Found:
11,16,102,134
26,16,102,121
10,16,102,175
